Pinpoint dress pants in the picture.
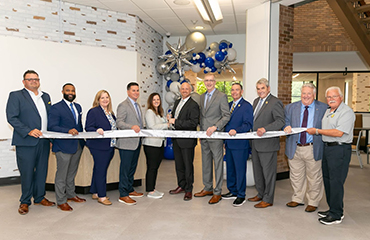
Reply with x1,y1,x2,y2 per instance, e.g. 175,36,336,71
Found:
288,145,323,207
143,144,164,192
322,144,351,219
225,148,248,198
55,142,83,205
15,139,50,205
251,147,277,204
173,140,195,192
118,141,141,197
89,147,115,198
200,139,224,195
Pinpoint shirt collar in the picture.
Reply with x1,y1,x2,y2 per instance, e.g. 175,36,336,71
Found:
128,96,137,105
207,88,216,96
233,97,242,106
25,88,42,98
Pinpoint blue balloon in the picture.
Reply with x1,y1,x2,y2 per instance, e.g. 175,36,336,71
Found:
204,57,215,68
211,66,217,72
197,52,206,64
164,138,174,160
229,43,233,48
192,53,197,57
219,42,228,50
204,70,208,74
215,51,225,61
165,50,171,55
167,80,173,88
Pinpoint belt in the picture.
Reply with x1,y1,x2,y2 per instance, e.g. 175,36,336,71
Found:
297,143,313,147
324,142,351,146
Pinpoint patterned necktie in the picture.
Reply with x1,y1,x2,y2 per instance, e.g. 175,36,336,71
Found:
70,103,77,124
134,102,142,128
230,103,235,114
300,106,309,144
253,99,263,120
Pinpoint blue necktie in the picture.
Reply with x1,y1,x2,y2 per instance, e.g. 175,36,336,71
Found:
70,103,77,123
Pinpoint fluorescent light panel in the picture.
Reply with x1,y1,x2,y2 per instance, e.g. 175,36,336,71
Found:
194,0,223,23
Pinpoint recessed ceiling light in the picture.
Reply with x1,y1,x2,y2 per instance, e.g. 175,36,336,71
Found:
173,0,190,5
195,26,204,30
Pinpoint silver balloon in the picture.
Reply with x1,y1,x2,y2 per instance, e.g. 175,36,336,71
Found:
156,59,170,75
165,92,177,104
170,81,181,94
191,63,202,73
209,42,219,51
164,73,171,81
214,61,222,69
185,31,207,53
170,72,180,81
183,64,191,71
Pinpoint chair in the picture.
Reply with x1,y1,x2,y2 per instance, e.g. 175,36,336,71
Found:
352,131,363,168
353,114,367,150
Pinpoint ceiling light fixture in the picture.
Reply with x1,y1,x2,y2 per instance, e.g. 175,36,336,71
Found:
173,0,191,5
292,73,300,79
194,0,223,23
195,26,204,29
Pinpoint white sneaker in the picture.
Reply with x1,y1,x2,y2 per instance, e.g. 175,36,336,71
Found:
147,191,163,199
154,189,164,197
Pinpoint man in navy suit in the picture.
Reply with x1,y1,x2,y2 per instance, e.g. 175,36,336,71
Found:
48,83,86,211
221,83,253,207
6,70,55,215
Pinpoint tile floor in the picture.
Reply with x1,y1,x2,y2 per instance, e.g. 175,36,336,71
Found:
1,146,370,240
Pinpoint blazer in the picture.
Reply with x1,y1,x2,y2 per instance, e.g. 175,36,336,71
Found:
116,98,144,150
85,106,116,151
224,98,253,150
251,94,285,152
142,109,168,147
48,100,85,154
199,89,230,132
172,97,200,148
284,100,327,161
6,88,51,146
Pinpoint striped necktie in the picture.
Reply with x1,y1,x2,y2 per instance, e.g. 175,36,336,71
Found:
230,103,235,114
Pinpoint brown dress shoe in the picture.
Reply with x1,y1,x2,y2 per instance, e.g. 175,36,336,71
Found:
57,203,73,211
194,189,213,197
286,201,304,207
129,191,144,198
184,192,192,201
118,196,136,205
34,198,55,206
169,186,185,195
247,195,262,202
208,195,222,204
305,205,317,212
67,196,86,203
254,201,273,208
18,204,29,215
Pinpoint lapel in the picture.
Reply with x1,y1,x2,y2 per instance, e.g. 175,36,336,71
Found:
293,101,301,126
177,98,190,119
126,98,141,123
313,100,320,126
255,94,272,121
205,89,217,113
230,98,244,119
62,100,77,123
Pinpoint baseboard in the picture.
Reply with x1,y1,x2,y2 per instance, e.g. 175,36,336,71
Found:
277,171,289,180
0,176,21,186
45,179,142,194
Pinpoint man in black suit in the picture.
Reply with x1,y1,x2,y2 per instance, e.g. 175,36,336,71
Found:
168,82,200,201
248,78,285,208
6,70,55,215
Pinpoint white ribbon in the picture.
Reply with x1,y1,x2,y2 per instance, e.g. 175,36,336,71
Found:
41,128,306,140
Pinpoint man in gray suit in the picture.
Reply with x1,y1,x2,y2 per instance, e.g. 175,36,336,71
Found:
284,83,327,213
116,82,144,206
194,73,230,204
248,78,285,208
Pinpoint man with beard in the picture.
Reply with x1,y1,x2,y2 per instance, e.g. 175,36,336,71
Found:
48,83,86,211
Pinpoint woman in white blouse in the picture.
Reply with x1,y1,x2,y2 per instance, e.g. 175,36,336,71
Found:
142,93,169,199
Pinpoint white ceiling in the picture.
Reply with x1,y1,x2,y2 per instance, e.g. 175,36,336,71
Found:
64,0,300,36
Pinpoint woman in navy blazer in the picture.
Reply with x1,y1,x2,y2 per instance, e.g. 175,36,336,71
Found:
85,90,116,205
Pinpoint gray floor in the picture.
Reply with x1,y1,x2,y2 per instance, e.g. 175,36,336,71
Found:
1,146,370,240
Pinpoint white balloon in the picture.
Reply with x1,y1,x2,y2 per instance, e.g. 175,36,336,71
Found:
227,48,237,61
170,81,181,94
183,64,191,71
191,63,202,73
165,91,177,104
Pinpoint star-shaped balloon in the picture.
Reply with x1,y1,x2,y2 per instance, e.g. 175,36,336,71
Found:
218,55,237,74
158,38,194,76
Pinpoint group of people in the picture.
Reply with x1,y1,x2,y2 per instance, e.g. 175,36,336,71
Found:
6,70,355,226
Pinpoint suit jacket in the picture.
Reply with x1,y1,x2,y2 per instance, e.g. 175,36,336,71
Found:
48,100,85,154
200,89,230,132
224,98,253,150
284,100,327,161
251,94,285,152
116,98,144,150
142,109,168,147
85,106,116,151
6,88,51,146
172,97,200,148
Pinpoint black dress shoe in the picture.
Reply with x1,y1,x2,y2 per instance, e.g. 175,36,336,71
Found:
319,215,342,225
221,192,237,199
169,186,185,194
233,197,246,207
184,192,192,201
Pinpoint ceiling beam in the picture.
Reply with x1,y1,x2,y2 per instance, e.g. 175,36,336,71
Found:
326,0,370,68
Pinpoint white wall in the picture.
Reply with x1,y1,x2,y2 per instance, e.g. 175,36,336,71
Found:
1,35,139,139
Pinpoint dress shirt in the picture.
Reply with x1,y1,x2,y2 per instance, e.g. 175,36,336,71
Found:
63,99,78,125
26,88,47,131
175,96,190,119
253,93,271,116
204,88,216,107
230,97,242,112
298,101,315,144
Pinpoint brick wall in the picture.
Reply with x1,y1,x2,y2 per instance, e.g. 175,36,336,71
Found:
277,5,294,173
0,0,163,178
353,73,370,111
294,0,357,52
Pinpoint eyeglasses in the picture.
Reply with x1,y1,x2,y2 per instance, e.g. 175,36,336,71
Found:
24,78,40,81
204,79,215,83
326,95,340,100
